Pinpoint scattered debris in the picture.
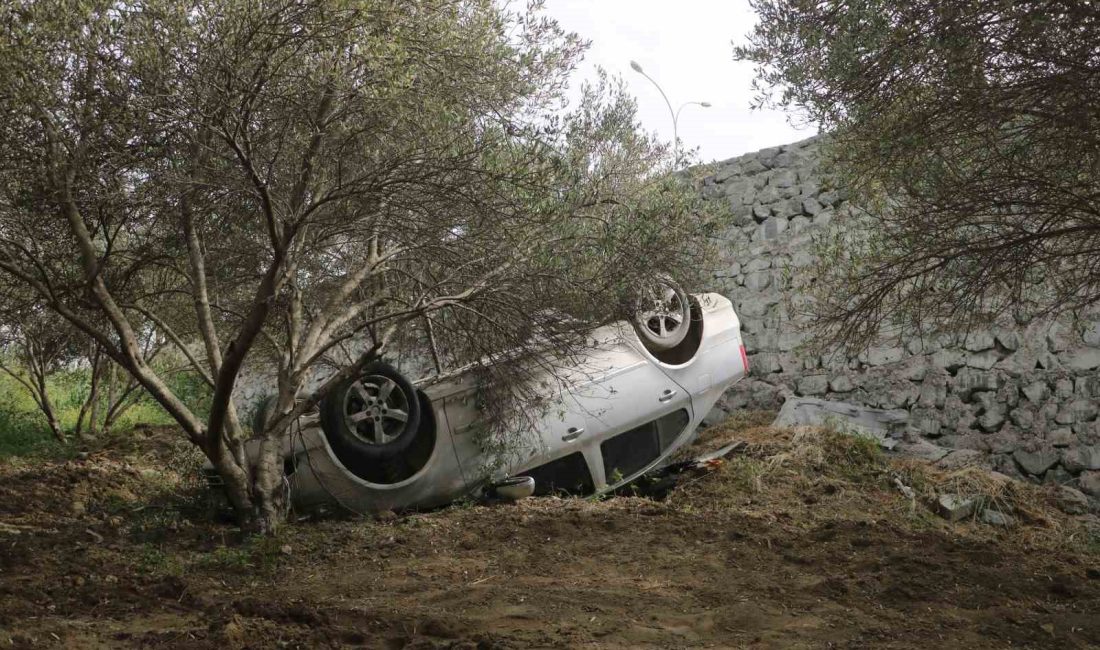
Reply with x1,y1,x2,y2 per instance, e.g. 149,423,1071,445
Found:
892,477,915,499
980,509,1015,527
935,494,977,521
774,397,906,450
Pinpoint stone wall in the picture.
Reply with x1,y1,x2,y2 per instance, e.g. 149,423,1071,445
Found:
703,136,1100,497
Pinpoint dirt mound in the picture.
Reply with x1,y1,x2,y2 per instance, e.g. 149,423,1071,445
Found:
1,417,1098,648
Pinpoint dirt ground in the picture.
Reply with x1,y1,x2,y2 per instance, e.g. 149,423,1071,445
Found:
1,417,1099,649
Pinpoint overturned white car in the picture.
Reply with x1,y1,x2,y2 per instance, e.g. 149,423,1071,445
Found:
218,286,748,513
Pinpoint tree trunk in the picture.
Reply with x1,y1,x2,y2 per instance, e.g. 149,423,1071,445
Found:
37,377,65,444
20,343,66,445
74,343,101,439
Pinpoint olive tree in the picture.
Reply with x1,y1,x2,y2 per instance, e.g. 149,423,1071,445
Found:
0,302,78,443
735,0,1100,350
0,0,720,531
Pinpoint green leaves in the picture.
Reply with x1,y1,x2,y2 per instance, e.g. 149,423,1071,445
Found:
737,0,1100,349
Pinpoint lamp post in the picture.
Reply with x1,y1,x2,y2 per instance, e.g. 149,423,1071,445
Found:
630,60,710,162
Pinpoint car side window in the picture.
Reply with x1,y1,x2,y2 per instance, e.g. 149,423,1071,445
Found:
602,409,691,484
519,452,594,496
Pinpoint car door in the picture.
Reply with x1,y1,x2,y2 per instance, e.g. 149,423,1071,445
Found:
545,329,693,489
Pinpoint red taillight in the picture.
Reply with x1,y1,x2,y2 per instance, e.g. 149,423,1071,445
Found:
739,343,749,372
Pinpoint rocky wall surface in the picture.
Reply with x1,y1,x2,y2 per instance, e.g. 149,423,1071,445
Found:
703,136,1100,498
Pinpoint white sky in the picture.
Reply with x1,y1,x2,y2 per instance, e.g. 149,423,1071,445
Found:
543,0,816,163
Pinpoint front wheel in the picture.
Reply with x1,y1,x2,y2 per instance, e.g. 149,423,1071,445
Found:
320,361,422,460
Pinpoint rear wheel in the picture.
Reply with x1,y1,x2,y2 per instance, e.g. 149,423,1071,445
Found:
632,276,691,352
320,362,422,460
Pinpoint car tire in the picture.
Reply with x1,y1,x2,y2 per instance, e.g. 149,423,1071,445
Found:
320,361,422,460
632,276,692,352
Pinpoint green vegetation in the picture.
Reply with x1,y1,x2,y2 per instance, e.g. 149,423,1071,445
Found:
0,363,211,459
0,0,721,532
736,0,1100,350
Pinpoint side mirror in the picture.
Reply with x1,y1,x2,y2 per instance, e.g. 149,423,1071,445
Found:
490,475,535,501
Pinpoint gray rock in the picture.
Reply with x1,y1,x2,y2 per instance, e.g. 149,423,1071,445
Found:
1022,380,1050,403
908,408,943,437
1065,348,1100,371
742,158,767,174
1013,447,1060,476
1083,322,1100,347
977,404,1007,432
812,210,833,228
954,367,1000,396
750,353,782,375
790,250,815,267
935,449,988,471
966,350,1000,370
863,346,904,366
1046,323,1069,352
778,330,806,352
895,438,950,462
1056,399,1099,424
743,257,771,273
801,197,823,216
714,165,739,183
995,330,1019,351
730,208,755,227
757,185,781,204
778,184,801,200
829,375,855,393
788,215,811,234
1061,446,1100,473
772,169,797,188
773,197,803,218
918,376,948,408
1078,471,1100,497
1043,465,1074,486
1009,407,1035,430
963,331,995,352
936,494,977,522
817,190,840,206
1048,428,1076,448
1055,378,1075,400
980,509,1015,527
1054,485,1090,515
931,348,966,372
1075,420,1100,444
744,271,772,292
1075,375,1100,398
752,203,771,221
759,216,789,240
797,375,829,396
773,397,909,441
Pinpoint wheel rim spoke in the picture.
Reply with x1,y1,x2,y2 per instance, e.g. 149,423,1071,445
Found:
385,409,408,423
377,378,396,403
351,381,372,403
349,410,371,423
372,419,387,443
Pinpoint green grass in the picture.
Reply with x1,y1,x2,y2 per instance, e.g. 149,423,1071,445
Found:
0,361,211,459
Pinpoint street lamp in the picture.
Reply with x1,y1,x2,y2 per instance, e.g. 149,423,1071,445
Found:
630,60,711,161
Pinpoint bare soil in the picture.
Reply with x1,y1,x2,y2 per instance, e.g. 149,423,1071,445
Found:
1,418,1098,649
